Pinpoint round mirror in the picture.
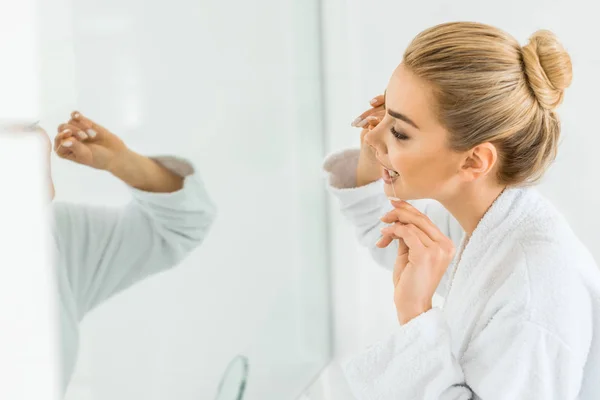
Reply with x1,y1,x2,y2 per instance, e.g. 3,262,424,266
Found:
214,355,249,400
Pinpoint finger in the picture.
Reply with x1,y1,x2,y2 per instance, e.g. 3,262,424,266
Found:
54,127,82,153
405,224,434,247
70,111,101,139
67,118,93,138
377,225,409,251
55,137,75,159
380,205,422,225
376,234,394,248
382,223,433,250
365,115,381,128
58,123,88,141
56,136,90,161
382,223,432,247
382,201,448,244
391,224,428,251
369,94,385,107
54,129,72,151
352,105,385,127
385,220,434,248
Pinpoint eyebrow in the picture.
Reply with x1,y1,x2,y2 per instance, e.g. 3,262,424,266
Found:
387,108,420,130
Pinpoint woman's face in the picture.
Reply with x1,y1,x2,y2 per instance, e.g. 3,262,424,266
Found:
364,64,465,201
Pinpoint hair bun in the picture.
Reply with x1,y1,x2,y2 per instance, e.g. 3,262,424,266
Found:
521,30,573,111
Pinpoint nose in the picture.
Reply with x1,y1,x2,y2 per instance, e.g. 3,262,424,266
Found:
364,122,387,159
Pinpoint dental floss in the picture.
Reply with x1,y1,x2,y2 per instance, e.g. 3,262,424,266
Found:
392,179,399,200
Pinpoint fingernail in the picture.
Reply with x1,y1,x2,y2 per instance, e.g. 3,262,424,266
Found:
370,98,378,105
388,197,401,202
376,237,383,246
87,129,97,138
351,117,361,127
78,131,87,140
357,119,368,128
61,129,71,135
73,113,80,119
62,140,73,148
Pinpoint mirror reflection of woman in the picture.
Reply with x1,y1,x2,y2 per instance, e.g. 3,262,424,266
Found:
325,22,600,399
31,112,216,394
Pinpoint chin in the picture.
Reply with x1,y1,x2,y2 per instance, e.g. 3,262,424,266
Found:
384,181,424,201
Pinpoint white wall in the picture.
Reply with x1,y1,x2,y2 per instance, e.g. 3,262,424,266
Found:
0,1,61,398
39,0,331,399
306,0,600,397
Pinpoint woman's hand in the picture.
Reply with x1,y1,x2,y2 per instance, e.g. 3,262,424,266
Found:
54,111,128,171
379,200,455,325
54,111,182,193
354,95,386,186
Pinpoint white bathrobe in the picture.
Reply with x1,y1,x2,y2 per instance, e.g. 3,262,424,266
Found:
50,156,217,394
324,149,600,400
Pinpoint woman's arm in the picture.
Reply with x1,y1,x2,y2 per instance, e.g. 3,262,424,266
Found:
107,149,185,193
50,111,217,316
53,156,217,316
343,307,582,400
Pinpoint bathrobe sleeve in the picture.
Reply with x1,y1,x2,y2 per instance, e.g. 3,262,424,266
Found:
52,156,217,317
342,307,583,400
323,149,464,297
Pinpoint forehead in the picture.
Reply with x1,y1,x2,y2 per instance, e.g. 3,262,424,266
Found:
385,64,438,128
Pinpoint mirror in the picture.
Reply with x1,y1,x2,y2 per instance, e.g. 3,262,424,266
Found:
36,0,331,398
214,355,249,400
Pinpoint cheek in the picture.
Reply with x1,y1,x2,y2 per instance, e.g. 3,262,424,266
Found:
389,144,455,183
388,144,430,177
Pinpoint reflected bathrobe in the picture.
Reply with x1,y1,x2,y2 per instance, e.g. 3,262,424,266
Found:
324,149,600,400
50,157,217,394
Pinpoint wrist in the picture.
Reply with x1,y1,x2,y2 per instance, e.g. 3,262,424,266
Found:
106,148,137,176
107,150,184,193
397,301,432,325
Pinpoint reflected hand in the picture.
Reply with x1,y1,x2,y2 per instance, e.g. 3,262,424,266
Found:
379,200,455,325
54,111,128,171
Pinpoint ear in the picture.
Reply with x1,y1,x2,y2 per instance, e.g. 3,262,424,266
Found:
459,142,498,181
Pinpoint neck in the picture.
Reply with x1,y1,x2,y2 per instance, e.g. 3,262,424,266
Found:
439,182,506,236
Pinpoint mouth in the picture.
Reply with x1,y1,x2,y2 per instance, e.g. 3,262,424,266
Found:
375,155,400,184
382,166,400,184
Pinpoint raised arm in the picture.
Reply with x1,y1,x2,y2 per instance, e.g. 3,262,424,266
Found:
51,112,217,315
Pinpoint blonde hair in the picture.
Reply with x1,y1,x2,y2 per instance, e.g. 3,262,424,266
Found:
403,22,573,186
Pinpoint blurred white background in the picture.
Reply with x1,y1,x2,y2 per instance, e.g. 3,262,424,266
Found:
305,0,600,398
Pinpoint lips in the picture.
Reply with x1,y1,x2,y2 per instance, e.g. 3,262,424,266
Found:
375,155,399,184
382,167,399,184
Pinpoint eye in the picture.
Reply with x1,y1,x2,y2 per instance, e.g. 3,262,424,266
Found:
390,126,409,141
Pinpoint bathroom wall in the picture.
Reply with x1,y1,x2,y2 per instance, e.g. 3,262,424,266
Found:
39,0,331,399
308,0,600,396
0,3,60,398
0,0,39,121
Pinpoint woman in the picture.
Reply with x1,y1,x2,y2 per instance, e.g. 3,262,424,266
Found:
324,22,600,399
35,112,216,393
